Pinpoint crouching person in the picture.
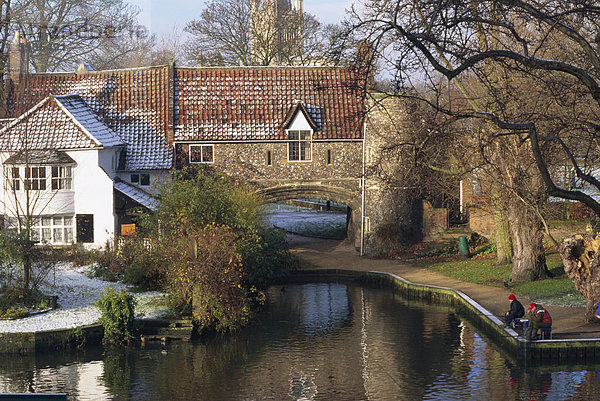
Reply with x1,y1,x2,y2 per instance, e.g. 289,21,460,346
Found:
524,302,552,340
504,294,525,328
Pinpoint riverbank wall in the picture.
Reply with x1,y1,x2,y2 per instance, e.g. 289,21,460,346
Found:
0,324,103,354
0,319,193,354
282,269,600,365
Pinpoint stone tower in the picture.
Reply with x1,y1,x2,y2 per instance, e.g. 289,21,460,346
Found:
250,0,303,65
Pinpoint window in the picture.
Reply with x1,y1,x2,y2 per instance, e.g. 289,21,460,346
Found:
190,145,214,163
10,167,19,191
130,173,150,186
140,174,150,186
25,167,46,190
288,130,311,161
27,215,74,244
51,166,72,190
266,150,272,166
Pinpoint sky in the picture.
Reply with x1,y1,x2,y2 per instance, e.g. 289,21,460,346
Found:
129,0,355,36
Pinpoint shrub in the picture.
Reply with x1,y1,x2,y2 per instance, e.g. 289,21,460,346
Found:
240,225,297,289
2,307,29,319
89,238,162,289
96,287,137,346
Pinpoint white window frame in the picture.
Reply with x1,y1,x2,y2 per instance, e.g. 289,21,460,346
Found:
8,167,19,191
24,166,47,191
7,165,73,192
189,144,215,164
131,173,150,186
51,166,73,190
6,215,74,245
287,130,312,162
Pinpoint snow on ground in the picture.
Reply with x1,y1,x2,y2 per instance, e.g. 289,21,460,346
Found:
264,204,346,235
0,263,170,333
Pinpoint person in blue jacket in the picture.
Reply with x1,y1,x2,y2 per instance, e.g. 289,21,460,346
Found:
505,293,525,328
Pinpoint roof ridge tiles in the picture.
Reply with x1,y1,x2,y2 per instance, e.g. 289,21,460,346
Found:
28,64,170,77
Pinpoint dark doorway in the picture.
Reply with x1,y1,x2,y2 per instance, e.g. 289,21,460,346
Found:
76,214,94,243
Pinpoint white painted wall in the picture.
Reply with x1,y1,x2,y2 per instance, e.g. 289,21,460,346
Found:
0,149,116,247
116,170,170,195
68,149,116,247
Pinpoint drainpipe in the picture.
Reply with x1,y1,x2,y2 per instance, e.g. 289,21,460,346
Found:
459,179,463,218
360,121,366,256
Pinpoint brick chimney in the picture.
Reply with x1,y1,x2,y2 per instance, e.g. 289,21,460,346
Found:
8,31,29,85
356,39,375,91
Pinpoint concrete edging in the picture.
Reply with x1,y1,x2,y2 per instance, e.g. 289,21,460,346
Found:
0,324,103,354
285,269,600,365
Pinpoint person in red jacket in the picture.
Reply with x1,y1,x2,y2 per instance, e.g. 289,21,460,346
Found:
525,302,552,340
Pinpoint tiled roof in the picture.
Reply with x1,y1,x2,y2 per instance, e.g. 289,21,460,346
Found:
114,180,158,210
174,67,364,141
0,96,106,150
6,66,173,170
4,65,366,167
4,150,75,165
55,95,123,147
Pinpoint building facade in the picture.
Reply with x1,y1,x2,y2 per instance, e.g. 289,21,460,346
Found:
0,35,430,253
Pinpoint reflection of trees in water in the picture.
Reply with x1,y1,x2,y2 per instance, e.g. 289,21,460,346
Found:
3,286,600,399
0,348,105,397
102,350,135,398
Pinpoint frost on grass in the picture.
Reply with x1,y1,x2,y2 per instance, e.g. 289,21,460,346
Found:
265,205,347,238
0,263,168,333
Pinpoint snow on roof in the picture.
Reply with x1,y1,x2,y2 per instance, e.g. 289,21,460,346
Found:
54,95,124,148
174,67,364,141
114,180,159,210
7,66,173,171
0,97,100,150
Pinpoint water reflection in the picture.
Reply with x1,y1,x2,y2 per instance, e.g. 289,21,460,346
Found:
0,283,598,400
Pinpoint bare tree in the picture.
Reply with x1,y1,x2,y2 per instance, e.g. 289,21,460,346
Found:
350,0,600,316
1,148,65,293
11,0,144,72
89,26,185,69
184,0,328,66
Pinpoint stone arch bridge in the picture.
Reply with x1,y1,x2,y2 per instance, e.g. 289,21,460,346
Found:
256,182,363,246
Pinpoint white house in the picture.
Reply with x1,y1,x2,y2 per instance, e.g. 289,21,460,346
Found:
0,94,168,247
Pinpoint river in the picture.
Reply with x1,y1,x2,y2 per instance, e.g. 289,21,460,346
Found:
0,283,598,400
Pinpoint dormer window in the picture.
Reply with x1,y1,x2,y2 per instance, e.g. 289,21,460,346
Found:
287,130,312,161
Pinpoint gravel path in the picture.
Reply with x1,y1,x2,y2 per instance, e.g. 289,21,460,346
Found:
0,263,169,333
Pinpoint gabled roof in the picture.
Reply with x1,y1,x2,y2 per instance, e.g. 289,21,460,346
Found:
6,66,173,170
4,65,366,166
282,102,319,130
114,180,158,210
174,67,364,141
55,95,123,147
0,95,123,150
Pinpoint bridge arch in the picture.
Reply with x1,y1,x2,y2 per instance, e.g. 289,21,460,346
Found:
256,184,362,248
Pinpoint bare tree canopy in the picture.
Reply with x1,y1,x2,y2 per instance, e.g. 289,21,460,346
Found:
12,0,145,72
353,0,600,215
184,0,328,66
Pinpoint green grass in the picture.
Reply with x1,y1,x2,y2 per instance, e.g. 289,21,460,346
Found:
418,252,587,307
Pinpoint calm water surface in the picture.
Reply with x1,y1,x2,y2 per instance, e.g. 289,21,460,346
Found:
0,283,599,400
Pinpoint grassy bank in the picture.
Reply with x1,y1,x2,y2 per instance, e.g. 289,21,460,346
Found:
415,252,586,307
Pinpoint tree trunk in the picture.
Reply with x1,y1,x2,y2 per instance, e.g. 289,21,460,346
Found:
508,200,546,282
493,206,512,264
561,235,600,323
